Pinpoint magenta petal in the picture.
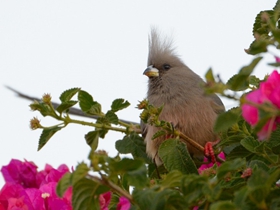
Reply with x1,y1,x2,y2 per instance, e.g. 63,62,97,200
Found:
99,192,112,210
242,90,263,126
63,187,72,203
117,197,131,210
39,182,57,198
47,198,72,210
25,188,44,210
57,164,70,175
266,70,280,84
270,85,280,108
37,164,70,186
0,183,35,210
198,152,225,174
1,159,38,188
241,104,259,126
40,182,72,210
246,89,263,103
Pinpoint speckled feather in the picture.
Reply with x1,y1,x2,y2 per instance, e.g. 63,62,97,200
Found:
143,29,224,165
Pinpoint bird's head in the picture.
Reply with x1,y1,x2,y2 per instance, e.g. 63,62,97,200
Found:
143,29,185,79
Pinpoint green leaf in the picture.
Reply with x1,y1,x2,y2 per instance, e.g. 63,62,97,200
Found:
56,100,78,114
181,175,208,204
210,201,237,210
226,57,262,90
267,62,280,67
95,117,109,138
115,133,151,163
158,139,198,174
84,131,99,151
247,169,271,205
214,108,241,132
133,188,157,210
233,187,249,208
105,110,119,125
246,39,269,55
56,172,71,197
151,189,186,210
72,178,108,210
267,169,280,191
273,0,280,11
249,160,270,171
247,169,280,207
152,130,166,140
72,163,90,185
78,90,101,115
217,158,246,180
225,144,252,160
265,147,279,164
161,170,183,188
240,136,260,153
38,127,62,151
205,68,215,82
249,75,261,87
148,163,168,179
267,126,280,148
124,164,148,188
59,88,80,102
30,101,52,117
111,98,130,112
109,158,144,173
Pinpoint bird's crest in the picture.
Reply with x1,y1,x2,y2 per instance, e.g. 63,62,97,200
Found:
147,28,181,66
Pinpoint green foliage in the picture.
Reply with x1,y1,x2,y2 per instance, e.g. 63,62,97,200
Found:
226,57,262,91
38,127,62,151
30,1,280,209
159,139,198,175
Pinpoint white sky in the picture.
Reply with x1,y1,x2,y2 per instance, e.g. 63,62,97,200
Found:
0,1,277,186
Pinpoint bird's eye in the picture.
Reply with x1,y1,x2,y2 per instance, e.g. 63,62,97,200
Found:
163,64,171,70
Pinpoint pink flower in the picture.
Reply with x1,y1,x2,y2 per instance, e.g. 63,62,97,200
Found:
1,159,38,189
117,197,130,210
36,164,70,187
241,70,280,140
99,192,111,210
0,183,37,210
39,182,72,210
198,152,225,174
0,159,72,210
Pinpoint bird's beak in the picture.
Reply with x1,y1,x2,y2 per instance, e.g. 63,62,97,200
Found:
143,65,159,77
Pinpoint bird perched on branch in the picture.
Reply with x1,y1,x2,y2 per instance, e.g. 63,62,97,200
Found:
142,29,225,165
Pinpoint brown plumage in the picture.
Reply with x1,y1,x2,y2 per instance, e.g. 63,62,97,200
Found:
142,29,224,165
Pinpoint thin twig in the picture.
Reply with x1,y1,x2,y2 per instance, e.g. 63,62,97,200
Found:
6,86,140,126
89,174,133,202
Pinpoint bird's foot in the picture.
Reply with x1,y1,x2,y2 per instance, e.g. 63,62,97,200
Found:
204,139,220,163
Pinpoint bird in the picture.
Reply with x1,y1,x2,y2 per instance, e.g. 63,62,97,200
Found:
142,29,225,165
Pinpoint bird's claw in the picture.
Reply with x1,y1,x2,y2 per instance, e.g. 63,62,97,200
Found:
204,140,220,163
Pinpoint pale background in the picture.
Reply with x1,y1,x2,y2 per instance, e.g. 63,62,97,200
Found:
0,1,277,185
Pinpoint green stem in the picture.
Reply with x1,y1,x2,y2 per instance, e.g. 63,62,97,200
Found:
89,174,133,202
67,118,128,133
41,122,66,129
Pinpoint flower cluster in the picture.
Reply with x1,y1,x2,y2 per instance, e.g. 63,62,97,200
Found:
0,159,131,210
242,70,280,140
0,159,72,210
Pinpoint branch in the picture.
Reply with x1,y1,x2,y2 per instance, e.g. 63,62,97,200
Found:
6,86,140,126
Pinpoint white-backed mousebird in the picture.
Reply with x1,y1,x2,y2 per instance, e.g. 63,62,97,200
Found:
142,29,225,165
